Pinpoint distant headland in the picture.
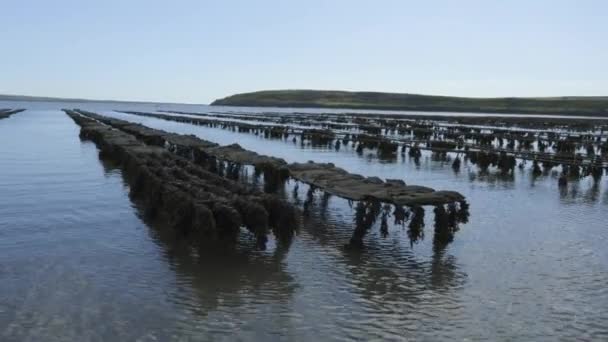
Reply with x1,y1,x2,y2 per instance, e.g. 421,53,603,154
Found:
211,90,608,116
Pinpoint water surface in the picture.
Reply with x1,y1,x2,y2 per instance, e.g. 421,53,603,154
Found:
1,101,607,341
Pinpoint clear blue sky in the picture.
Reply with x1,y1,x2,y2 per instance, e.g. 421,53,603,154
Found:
1,0,606,103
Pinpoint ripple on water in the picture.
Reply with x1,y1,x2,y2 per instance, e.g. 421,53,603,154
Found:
0,106,607,341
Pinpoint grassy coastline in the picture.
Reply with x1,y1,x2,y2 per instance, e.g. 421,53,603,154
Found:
211,90,608,116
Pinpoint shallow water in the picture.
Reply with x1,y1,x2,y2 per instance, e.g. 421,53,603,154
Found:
1,101,607,341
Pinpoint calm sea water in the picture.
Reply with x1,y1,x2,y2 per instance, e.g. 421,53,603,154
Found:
1,100,607,341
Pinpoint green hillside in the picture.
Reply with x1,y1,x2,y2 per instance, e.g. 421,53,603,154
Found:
211,90,608,116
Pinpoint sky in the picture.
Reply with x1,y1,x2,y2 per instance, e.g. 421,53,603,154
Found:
1,0,606,103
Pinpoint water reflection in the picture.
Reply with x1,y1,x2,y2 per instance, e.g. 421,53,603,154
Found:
467,168,517,185
149,226,297,319
99,155,297,318
303,209,467,302
100,150,470,340
559,179,604,205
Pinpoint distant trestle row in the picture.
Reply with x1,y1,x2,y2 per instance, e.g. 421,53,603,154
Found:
119,110,607,184
0,108,25,120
